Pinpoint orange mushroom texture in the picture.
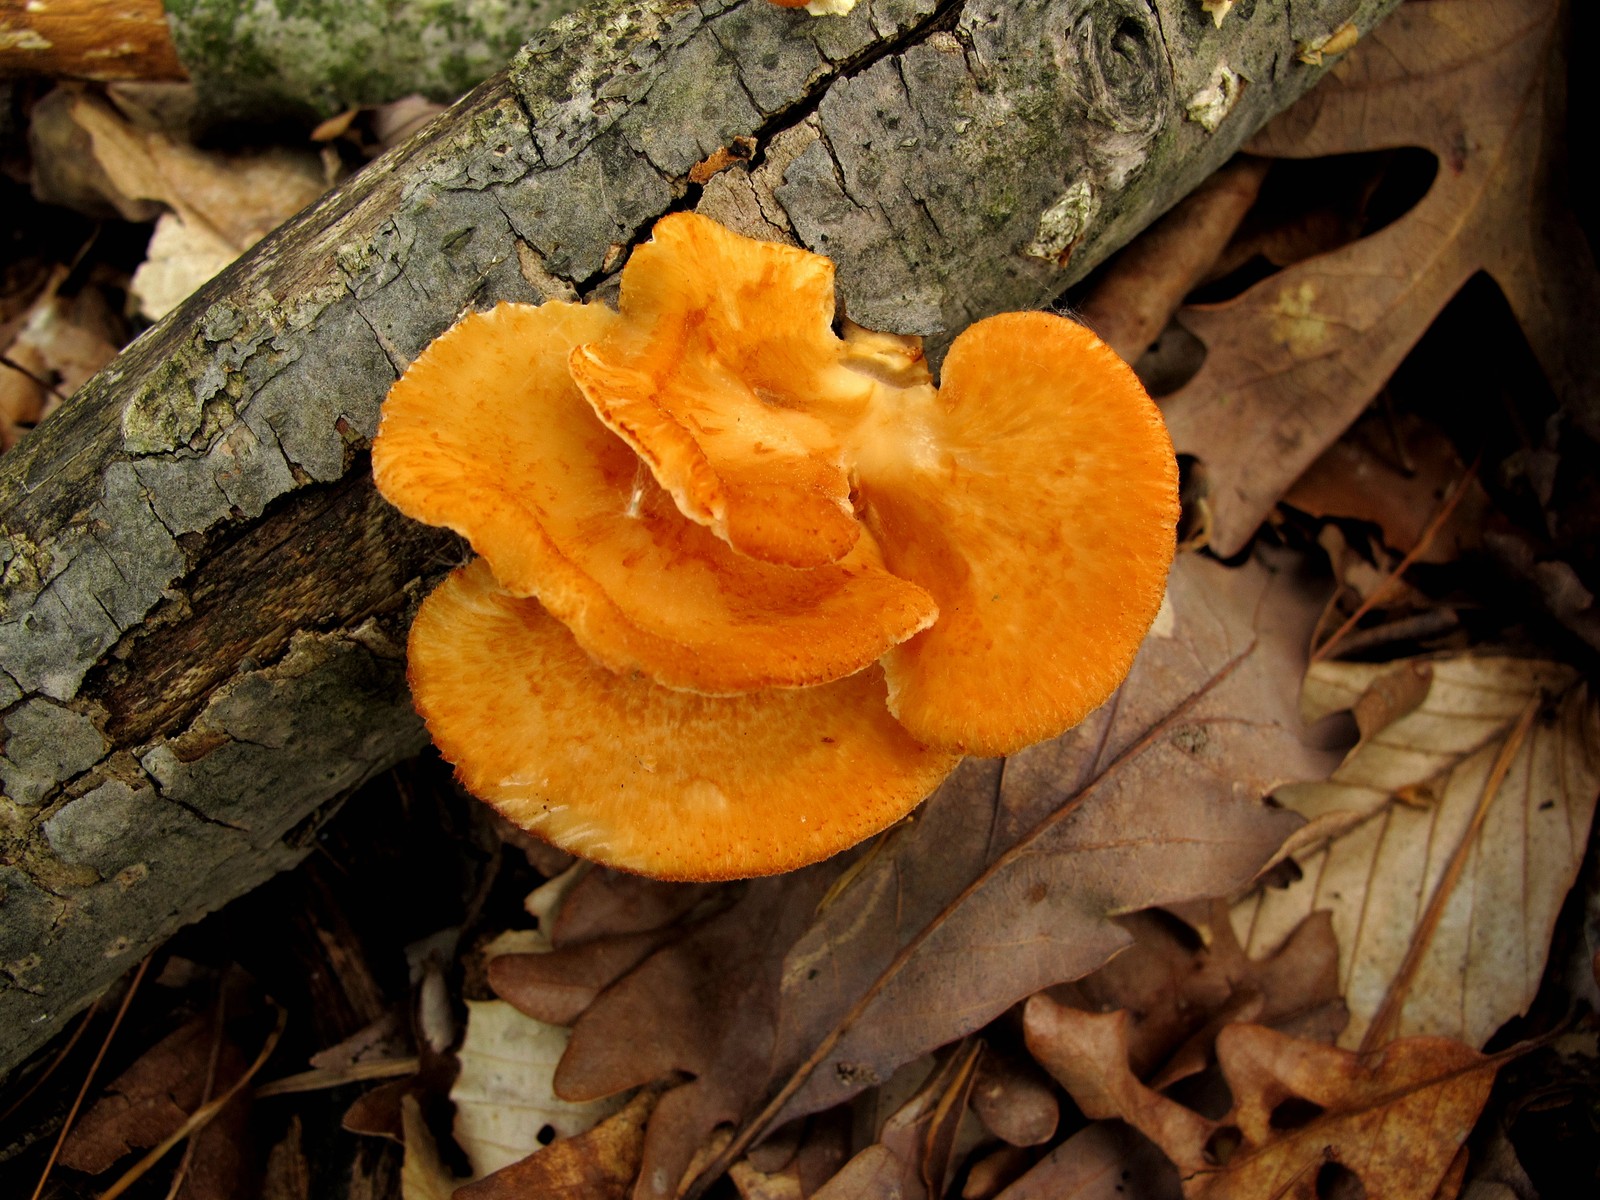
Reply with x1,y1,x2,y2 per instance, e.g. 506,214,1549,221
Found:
568,212,1180,755
409,560,958,880
373,211,1177,879
372,301,938,695
857,312,1180,754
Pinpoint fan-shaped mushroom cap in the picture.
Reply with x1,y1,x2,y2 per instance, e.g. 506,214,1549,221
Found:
372,301,938,694
409,560,960,880
568,212,881,569
852,311,1180,756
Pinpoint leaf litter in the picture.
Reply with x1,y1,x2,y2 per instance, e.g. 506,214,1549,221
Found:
1233,655,1600,1051
1160,0,1600,556
6,1,1600,1196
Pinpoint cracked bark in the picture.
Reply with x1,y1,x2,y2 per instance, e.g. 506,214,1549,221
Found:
0,0,1400,1076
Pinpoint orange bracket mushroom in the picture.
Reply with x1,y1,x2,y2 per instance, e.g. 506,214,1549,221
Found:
373,213,1178,881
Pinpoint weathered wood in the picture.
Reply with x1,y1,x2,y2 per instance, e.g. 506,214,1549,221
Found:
0,0,184,81
0,0,1401,1076
1,0,582,122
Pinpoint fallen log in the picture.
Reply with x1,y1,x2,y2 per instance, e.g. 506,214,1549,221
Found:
0,0,1401,1076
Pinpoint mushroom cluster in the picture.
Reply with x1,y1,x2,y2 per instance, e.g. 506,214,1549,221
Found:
373,213,1178,880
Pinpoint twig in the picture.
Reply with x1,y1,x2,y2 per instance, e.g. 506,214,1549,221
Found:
1311,462,1479,664
0,996,102,1126
31,957,152,1200
97,1005,287,1200
255,1056,420,1097
161,990,228,1200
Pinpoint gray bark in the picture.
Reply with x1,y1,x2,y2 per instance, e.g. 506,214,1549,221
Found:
166,0,587,124
0,0,1401,1077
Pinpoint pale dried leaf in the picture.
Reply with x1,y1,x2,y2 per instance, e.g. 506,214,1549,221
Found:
1233,656,1600,1049
131,213,240,321
451,999,626,1178
729,1158,806,1200
261,1115,311,1200
399,1095,459,1200
1163,0,1598,554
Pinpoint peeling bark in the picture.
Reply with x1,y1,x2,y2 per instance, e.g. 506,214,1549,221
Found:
0,0,1401,1076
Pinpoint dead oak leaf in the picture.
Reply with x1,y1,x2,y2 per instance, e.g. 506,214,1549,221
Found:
545,551,1336,1198
59,1013,246,1177
1051,904,1346,1087
756,552,1333,1134
549,864,848,1200
1025,998,1499,1200
1233,655,1600,1050
993,1121,1180,1200
811,1041,981,1200
1162,0,1599,555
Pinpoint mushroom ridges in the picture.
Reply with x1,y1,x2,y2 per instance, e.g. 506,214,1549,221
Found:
408,560,959,881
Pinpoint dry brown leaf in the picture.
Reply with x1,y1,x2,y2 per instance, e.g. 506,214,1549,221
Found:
961,1144,1033,1200
756,552,1330,1125
58,1013,243,1176
490,931,674,1028
970,1049,1059,1148
1284,409,1490,562
30,89,325,320
553,866,843,1200
812,1041,982,1200
1,271,123,449
551,869,716,947
1233,655,1600,1049
1025,998,1499,1200
994,1121,1180,1200
1051,905,1346,1085
553,551,1338,1198
62,90,324,246
1162,0,1599,555
455,1088,657,1200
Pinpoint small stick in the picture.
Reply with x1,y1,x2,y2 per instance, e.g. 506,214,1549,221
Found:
98,1005,287,1200
1312,462,1479,664
31,957,152,1200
